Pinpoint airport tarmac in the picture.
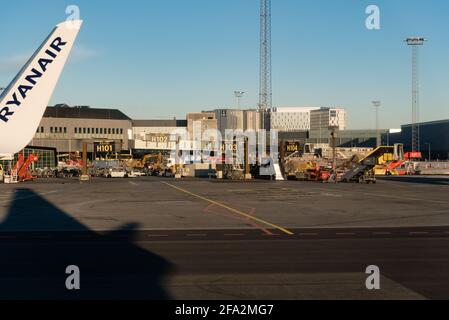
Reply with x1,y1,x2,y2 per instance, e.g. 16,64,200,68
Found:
1,176,449,232
0,176,448,299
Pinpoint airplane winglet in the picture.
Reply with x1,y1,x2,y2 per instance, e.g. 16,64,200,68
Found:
0,20,83,155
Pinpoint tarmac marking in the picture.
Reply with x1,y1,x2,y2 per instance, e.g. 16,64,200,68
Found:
129,181,139,186
161,182,294,236
363,192,449,205
204,203,274,236
304,186,449,205
0,191,57,205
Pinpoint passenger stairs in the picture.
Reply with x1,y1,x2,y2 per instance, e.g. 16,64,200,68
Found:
273,163,285,181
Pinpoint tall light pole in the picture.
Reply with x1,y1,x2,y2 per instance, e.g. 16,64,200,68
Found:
329,125,339,183
405,37,426,153
234,90,244,109
372,101,381,147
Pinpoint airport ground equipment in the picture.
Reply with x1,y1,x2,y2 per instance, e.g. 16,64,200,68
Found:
57,153,83,178
11,154,38,182
373,144,405,176
341,147,389,183
273,163,285,181
341,144,404,183
289,161,330,182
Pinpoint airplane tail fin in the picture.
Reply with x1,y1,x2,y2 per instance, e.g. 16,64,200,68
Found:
0,20,83,155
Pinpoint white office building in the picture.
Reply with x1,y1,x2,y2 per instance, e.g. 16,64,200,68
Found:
268,107,320,132
310,108,347,131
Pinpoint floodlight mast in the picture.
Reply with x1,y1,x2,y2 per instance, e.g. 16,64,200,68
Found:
234,90,245,109
372,101,381,147
405,37,426,153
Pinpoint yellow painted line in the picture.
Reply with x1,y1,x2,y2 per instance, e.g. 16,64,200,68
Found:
161,182,294,236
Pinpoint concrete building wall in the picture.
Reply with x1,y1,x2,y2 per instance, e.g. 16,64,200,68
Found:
187,112,218,141
32,117,132,153
244,109,262,132
308,129,389,148
210,109,263,134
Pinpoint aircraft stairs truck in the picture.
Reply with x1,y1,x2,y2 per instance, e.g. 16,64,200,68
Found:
340,144,404,184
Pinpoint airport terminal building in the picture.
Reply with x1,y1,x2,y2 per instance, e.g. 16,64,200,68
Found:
25,105,449,161
389,119,449,160
31,105,133,154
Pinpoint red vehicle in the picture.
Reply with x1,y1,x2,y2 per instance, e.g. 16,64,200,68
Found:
12,154,38,181
405,152,422,160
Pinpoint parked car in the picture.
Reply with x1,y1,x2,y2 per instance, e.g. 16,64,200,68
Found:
104,168,127,178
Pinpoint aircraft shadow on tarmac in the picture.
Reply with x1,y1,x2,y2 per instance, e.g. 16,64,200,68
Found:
0,189,173,300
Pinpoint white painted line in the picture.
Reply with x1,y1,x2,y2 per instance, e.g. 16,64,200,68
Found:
129,181,139,186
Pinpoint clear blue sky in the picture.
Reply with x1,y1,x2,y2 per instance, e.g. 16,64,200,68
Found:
1,0,448,129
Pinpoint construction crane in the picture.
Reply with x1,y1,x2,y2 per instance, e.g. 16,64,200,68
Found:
259,0,272,114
